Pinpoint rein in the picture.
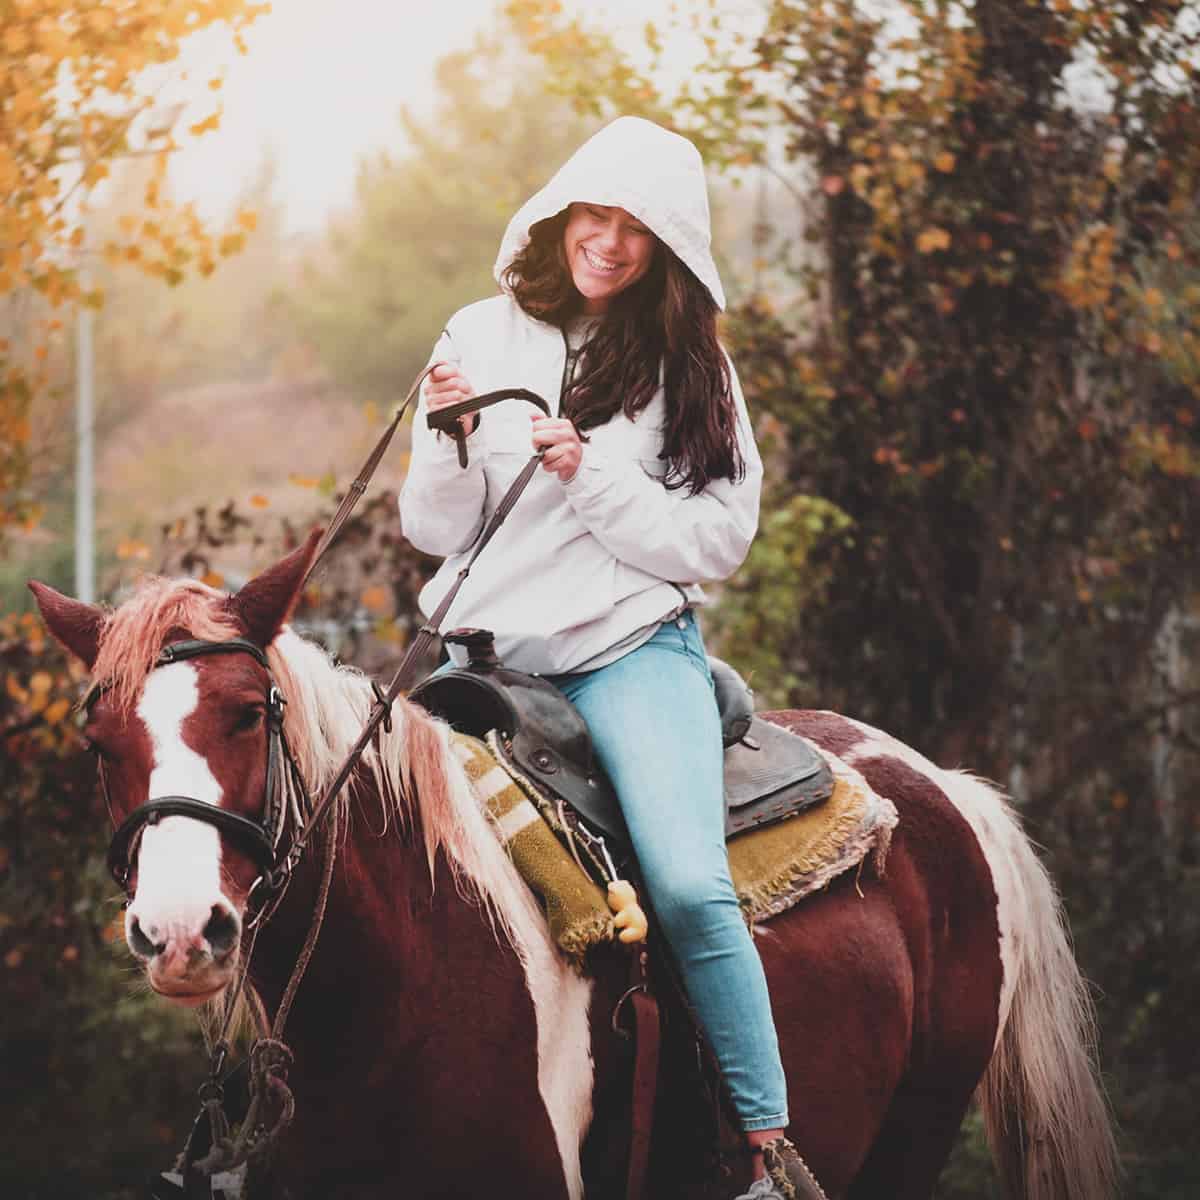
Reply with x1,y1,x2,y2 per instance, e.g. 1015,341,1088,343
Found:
108,368,557,1196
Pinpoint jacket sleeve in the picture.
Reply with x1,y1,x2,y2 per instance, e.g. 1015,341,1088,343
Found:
397,329,487,557
559,359,763,582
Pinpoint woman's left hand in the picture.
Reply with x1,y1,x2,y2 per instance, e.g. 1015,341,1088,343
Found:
531,415,583,483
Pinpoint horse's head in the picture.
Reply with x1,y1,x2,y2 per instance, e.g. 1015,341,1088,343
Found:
29,531,321,1007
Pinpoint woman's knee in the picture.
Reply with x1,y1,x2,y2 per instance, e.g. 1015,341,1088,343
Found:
644,859,739,939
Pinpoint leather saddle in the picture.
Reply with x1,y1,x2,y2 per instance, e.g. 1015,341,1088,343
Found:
410,629,834,859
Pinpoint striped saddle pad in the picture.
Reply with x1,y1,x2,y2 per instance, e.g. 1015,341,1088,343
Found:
452,729,898,967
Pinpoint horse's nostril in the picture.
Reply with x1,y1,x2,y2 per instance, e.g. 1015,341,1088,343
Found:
128,915,165,960
203,904,240,958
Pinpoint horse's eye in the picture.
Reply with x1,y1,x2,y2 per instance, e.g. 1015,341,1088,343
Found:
232,706,263,734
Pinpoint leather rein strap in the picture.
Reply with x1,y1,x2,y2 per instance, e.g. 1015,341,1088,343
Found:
272,378,554,893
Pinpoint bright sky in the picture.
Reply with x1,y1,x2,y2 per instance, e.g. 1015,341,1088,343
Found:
164,0,753,233
166,0,502,231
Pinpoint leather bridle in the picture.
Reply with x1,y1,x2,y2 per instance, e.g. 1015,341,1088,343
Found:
95,637,311,902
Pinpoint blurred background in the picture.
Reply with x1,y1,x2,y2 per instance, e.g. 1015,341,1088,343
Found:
1,0,1197,1195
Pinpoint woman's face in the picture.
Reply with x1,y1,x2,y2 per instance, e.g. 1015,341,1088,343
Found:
562,203,657,314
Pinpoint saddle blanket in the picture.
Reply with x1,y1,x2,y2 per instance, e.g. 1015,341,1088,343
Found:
452,730,898,965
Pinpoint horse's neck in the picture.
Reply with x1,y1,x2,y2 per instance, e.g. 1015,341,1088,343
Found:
249,801,508,1034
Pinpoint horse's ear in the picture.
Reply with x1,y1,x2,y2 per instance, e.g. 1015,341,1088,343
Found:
227,527,323,649
28,581,106,669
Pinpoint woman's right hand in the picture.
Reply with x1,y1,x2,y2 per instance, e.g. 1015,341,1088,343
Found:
425,362,478,437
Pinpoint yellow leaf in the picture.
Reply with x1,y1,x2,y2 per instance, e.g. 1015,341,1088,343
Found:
916,227,951,254
189,111,221,137
43,698,71,725
29,671,52,694
934,151,956,173
236,209,257,232
289,473,319,488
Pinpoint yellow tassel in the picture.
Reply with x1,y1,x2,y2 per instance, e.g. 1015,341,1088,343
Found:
606,879,648,944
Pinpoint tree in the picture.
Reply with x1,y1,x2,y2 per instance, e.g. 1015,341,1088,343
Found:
511,0,1200,1190
0,0,268,533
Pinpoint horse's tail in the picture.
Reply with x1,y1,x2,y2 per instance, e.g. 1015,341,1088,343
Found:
975,791,1120,1200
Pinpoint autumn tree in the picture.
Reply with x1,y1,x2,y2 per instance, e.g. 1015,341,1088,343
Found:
0,0,267,534
512,0,1200,1191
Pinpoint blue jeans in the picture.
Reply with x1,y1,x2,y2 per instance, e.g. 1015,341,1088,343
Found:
546,611,789,1131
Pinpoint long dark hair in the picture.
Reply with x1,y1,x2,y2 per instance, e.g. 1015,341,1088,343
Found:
502,210,744,495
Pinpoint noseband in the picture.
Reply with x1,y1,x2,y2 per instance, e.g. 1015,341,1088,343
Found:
97,638,311,894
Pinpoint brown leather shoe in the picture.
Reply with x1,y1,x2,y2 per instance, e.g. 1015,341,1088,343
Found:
761,1136,829,1200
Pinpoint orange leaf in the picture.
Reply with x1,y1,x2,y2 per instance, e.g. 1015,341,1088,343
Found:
249,493,269,508
360,585,390,614
201,571,225,589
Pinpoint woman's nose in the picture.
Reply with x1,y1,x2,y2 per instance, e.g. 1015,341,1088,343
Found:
595,218,622,248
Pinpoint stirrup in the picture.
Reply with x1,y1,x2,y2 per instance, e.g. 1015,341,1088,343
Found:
761,1136,829,1200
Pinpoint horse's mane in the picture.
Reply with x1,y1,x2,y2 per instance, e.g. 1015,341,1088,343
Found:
92,576,546,950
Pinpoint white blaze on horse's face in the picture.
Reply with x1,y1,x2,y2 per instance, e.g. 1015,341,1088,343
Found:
124,662,242,1006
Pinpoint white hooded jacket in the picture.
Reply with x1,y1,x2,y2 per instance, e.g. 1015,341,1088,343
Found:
398,117,762,675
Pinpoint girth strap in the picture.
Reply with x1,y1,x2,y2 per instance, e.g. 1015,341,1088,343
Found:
614,949,662,1200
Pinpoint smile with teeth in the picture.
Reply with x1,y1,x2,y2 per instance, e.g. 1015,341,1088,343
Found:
582,246,621,273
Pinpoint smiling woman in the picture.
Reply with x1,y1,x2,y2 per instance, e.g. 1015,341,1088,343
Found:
395,115,836,1198
562,203,656,312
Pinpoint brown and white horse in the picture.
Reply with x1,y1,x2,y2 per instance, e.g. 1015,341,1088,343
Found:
32,534,1118,1200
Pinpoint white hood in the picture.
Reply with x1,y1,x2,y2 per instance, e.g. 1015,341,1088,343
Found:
493,116,726,311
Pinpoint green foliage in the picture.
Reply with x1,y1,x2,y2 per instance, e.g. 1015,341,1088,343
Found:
710,490,852,709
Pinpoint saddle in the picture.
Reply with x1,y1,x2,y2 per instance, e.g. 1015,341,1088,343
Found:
409,628,834,862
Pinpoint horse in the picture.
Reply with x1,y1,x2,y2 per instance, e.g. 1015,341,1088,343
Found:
31,530,1118,1200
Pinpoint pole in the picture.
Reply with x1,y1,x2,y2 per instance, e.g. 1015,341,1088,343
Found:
75,246,95,604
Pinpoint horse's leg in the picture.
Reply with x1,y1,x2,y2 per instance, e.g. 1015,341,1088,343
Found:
846,1084,975,1200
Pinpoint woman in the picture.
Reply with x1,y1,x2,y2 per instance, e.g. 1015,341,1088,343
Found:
399,116,823,1200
